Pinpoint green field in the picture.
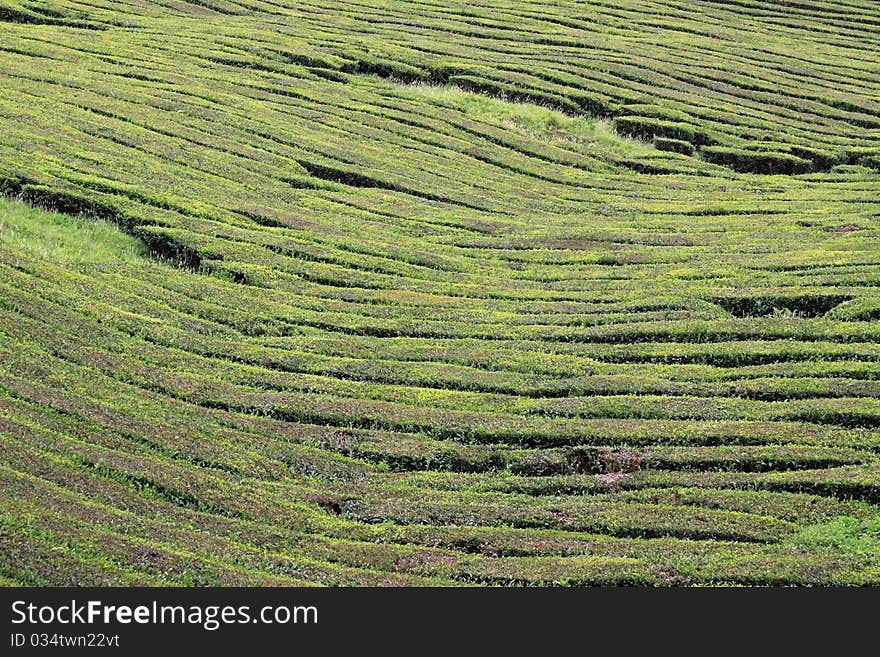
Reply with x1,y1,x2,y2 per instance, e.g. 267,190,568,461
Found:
1,0,879,586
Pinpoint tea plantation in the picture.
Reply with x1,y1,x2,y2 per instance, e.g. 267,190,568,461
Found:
1,0,879,586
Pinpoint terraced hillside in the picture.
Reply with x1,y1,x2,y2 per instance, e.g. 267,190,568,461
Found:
1,0,879,586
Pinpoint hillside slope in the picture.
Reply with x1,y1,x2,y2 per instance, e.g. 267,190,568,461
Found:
1,1,879,585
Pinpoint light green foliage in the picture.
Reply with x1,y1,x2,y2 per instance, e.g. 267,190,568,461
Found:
402,83,652,158
0,0,879,586
790,514,880,562
0,197,144,265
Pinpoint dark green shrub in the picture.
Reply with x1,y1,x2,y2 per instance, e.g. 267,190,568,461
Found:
653,137,695,155
615,116,694,143
701,147,813,174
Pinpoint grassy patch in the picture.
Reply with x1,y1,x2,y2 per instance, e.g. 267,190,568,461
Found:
0,196,144,265
789,514,880,564
400,82,655,159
